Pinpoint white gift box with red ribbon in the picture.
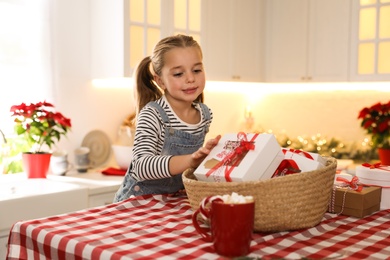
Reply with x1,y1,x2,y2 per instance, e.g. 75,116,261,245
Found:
194,133,284,182
356,163,390,209
282,149,326,172
334,172,354,184
282,148,327,165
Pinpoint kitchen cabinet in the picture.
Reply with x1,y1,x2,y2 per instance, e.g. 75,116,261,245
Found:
0,172,123,259
265,0,351,82
0,178,89,259
201,0,264,82
0,235,7,259
90,0,127,79
349,0,390,81
89,193,117,207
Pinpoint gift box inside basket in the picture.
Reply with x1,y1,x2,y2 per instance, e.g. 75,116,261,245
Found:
282,148,325,172
194,133,284,182
356,163,390,210
183,157,337,233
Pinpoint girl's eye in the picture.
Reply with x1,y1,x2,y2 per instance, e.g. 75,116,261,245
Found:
193,69,202,73
173,72,183,77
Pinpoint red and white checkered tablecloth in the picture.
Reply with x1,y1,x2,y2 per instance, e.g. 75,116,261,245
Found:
6,194,390,260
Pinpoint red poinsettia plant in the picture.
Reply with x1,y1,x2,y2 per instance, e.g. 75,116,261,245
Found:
10,101,72,153
358,101,390,149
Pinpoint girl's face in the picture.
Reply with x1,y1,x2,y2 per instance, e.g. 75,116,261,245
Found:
155,46,205,104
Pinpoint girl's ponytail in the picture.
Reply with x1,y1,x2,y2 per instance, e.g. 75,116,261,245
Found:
133,56,164,115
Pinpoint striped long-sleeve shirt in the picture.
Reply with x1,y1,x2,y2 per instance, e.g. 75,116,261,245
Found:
129,96,213,181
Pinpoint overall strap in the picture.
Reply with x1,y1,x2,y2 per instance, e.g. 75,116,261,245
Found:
197,103,211,133
146,101,170,125
197,103,211,122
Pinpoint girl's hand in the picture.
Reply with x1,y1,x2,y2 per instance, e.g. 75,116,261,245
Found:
190,135,221,168
168,135,221,175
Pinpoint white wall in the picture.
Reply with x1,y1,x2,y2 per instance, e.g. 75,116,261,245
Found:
51,0,133,166
204,83,389,145
254,89,387,143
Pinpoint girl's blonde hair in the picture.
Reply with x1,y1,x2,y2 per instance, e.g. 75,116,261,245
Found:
133,34,204,116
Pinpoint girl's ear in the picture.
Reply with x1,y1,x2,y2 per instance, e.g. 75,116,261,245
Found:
154,75,165,90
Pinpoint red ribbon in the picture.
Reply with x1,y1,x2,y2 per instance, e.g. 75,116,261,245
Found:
361,162,390,171
336,176,363,192
272,159,301,178
205,132,258,182
282,148,314,160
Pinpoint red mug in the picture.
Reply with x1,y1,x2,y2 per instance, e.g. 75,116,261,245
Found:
192,195,255,257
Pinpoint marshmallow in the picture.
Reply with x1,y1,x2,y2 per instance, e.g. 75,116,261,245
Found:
221,192,254,204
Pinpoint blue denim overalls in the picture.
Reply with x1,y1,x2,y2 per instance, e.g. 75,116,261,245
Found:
114,101,210,202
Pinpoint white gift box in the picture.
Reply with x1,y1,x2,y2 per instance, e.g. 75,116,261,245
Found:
356,164,390,209
283,150,325,172
282,148,327,166
334,171,354,184
194,133,284,182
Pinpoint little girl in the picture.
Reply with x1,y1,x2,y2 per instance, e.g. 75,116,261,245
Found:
114,35,221,202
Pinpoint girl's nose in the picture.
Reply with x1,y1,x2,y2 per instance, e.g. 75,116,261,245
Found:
186,72,195,83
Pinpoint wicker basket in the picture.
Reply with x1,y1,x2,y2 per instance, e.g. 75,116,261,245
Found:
183,157,337,233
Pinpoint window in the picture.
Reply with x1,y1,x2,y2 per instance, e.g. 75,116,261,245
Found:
127,0,201,76
357,0,390,75
0,0,53,135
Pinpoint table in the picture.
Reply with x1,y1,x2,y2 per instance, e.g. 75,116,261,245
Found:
7,195,390,260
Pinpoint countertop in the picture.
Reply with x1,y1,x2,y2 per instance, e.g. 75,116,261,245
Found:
48,170,124,195
0,169,124,196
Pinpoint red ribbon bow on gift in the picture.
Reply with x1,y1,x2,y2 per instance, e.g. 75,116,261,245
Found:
272,159,301,178
361,162,390,172
282,148,314,160
336,176,363,192
205,132,258,182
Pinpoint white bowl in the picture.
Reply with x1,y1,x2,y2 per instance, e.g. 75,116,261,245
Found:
112,145,133,170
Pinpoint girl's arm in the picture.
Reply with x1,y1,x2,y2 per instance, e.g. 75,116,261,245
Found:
131,107,171,180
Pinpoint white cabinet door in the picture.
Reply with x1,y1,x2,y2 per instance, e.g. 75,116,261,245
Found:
265,0,350,82
0,233,8,260
265,0,308,82
88,192,116,208
90,0,127,79
307,0,350,82
230,0,263,82
202,0,263,82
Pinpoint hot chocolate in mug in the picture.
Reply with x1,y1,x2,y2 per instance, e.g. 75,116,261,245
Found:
192,193,255,257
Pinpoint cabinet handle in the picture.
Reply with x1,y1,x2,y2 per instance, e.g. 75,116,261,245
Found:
301,76,312,81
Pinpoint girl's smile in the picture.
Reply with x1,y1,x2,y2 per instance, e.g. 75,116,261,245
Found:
183,86,199,95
